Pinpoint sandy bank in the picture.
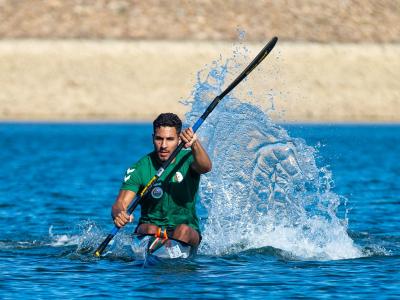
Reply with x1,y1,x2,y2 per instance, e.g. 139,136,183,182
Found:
0,40,399,122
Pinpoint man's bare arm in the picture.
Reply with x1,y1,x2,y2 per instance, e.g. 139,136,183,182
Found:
180,127,212,174
111,190,136,228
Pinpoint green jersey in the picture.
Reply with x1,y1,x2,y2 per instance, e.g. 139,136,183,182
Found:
120,149,201,232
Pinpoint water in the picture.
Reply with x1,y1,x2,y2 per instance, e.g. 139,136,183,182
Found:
1,45,400,298
1,122,399,298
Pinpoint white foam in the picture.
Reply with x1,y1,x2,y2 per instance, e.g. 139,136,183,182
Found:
48,225,81,247
183,44,362,261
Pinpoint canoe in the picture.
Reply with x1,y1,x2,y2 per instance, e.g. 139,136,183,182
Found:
132,234,196,262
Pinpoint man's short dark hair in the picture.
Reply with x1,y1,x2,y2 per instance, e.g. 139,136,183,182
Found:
153,113,182,133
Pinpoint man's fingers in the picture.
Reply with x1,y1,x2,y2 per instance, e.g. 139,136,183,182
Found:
180,128,197,148
118,213,128,222
180,129,197,148
114,218,123,228
180,132,190,141
114,211,132,228
122,211,130,219
180,133,189,148
114,218,127,228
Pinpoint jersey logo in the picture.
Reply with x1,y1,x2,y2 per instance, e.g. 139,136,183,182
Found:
126,168,135,174
174,171,183,183
124,175,131,182
151,186,164,199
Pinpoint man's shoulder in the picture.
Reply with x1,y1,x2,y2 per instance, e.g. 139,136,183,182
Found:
128,152,154,169
139,151,154,162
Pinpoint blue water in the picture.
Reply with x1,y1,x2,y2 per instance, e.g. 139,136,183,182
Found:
1,42,400,298
0,122,399,298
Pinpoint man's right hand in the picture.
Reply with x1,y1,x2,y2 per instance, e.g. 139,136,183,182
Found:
113,210,134,228
111,190,136,228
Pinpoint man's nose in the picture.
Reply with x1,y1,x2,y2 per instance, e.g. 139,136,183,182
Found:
161,139,167,148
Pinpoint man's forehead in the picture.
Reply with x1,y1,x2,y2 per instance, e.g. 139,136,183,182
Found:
154,126,178,136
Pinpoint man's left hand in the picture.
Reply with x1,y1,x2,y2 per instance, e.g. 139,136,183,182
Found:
180,127,197,148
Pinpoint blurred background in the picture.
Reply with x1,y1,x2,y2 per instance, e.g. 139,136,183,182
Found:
0,0,399,122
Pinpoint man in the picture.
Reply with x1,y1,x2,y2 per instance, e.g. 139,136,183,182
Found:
111,113,212,247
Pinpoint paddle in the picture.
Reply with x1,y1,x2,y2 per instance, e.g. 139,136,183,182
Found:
94,36,278,257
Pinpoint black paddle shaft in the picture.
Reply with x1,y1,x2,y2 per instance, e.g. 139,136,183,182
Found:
94,36,278,257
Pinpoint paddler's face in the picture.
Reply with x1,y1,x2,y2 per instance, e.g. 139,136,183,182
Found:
153,126,180,162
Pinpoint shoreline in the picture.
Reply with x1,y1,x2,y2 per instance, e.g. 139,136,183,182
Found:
2,120,399,126
1,40,399,123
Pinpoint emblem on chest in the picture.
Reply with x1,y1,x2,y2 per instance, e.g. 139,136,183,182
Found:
174,171,183,183
151,183,164,199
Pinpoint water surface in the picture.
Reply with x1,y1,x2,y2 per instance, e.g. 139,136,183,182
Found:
1,123,399,298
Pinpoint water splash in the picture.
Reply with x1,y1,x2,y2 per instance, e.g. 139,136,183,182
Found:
184,44,362,261
47,222,137,261
48,225,80,247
